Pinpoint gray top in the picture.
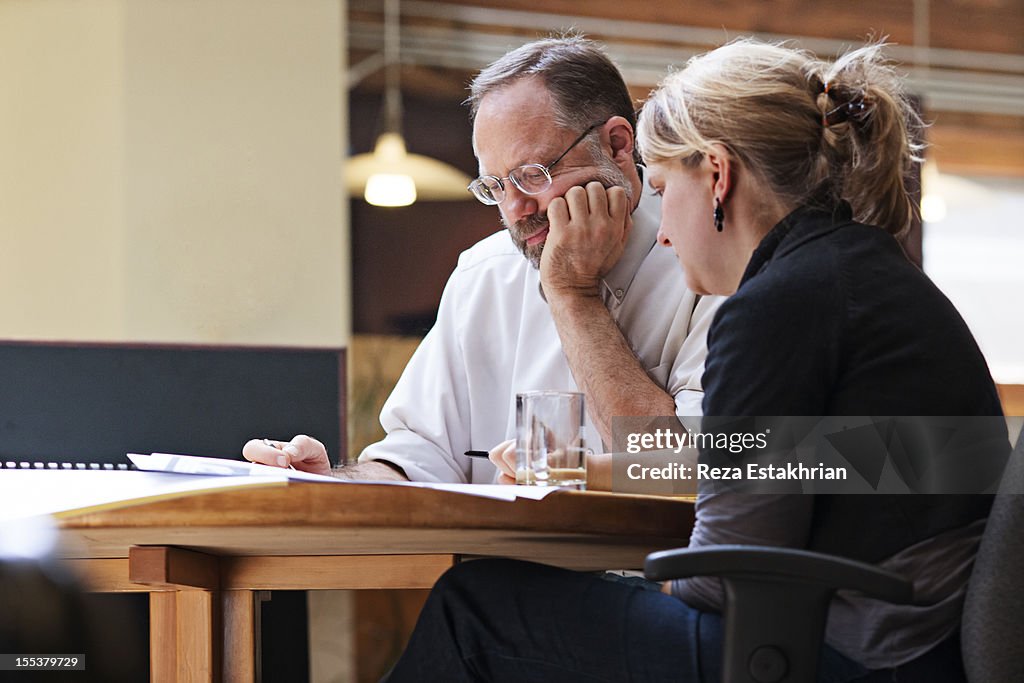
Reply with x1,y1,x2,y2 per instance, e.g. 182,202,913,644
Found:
673,494,984,668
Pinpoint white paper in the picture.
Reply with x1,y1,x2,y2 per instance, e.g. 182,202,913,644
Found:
0,470,288,522
127,452,567,500
389,481,562,501
128,452,340,483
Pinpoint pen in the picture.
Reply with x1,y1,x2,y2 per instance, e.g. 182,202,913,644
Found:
464,450,490,458
263,438,298,470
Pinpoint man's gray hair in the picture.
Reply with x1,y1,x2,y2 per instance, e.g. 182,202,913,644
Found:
467,33,637,147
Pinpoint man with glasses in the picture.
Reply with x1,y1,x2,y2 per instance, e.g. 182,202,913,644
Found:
244,35,720,484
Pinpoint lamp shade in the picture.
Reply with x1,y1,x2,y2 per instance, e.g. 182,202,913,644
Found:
346,132,473,205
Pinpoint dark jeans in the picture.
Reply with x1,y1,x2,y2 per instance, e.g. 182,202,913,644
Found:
386,558,968,683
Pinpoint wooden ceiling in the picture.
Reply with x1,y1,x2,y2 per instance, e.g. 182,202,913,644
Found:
434,0,1024,54
348,0,1024,176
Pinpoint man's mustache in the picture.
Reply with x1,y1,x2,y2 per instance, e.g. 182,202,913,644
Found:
509,214,548,237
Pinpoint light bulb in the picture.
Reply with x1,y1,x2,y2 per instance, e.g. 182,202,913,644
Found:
365,173,417,207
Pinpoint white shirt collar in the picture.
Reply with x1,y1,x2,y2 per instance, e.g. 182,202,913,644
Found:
602,177,660,304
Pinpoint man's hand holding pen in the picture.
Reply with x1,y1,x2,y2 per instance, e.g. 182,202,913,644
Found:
242,434,333,477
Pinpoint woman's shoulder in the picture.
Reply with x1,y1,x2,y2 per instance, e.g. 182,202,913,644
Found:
751,218,911,295
709,220,879,349
734,230,848,307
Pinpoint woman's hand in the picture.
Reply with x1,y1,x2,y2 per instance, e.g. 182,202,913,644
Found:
488,439,517,484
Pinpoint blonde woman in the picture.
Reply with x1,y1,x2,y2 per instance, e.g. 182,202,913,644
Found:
386,40,1003,683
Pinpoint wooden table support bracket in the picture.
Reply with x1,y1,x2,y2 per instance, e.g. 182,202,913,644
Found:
129,545,220,590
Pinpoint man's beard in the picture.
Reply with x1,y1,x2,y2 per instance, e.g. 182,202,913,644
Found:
505,156,633,269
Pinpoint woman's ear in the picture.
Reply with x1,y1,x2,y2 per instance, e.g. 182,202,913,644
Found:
704,143,733,203
602,116,636,166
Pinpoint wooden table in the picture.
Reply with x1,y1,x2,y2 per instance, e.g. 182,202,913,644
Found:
57,481,695,682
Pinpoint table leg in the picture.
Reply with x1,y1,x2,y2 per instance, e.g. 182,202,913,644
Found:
177,590,218,683
223,590,259,682
150,592,178,682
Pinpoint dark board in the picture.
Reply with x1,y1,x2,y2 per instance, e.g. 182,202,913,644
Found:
0,341,346,466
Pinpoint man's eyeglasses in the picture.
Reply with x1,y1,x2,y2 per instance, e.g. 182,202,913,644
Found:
467,123,601,206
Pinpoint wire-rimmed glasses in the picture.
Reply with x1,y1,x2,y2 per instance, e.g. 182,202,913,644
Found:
467,123,601,205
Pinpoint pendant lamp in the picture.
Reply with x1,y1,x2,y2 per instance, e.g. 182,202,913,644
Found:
346,0,472,206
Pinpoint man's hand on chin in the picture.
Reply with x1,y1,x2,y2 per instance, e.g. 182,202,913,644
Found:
540,181,632,299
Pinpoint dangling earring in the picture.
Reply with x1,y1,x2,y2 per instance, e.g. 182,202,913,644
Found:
713,198,725,232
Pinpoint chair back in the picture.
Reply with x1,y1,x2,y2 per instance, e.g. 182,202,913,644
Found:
961,423,1024,682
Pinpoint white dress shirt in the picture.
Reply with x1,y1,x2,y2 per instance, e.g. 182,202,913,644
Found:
358,190,722,482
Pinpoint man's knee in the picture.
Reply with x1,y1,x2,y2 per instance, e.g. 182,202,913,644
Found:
435,558,541,594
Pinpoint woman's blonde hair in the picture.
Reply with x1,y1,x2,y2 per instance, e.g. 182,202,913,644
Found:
638,39,924,236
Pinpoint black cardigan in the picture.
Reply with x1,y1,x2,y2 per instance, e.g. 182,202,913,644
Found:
700,202,1004,561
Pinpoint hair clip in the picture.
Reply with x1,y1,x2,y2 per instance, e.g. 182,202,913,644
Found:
823,94,870,127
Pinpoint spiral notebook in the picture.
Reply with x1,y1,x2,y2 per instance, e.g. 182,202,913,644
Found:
0,460,134,471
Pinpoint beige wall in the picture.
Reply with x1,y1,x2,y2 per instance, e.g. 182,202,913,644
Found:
0,0,348,347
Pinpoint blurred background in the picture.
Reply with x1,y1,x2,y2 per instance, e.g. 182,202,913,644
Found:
345,0,1024,444
1,1,1021,680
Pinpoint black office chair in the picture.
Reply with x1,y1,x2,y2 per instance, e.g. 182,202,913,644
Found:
644,426,1024,683
962,425,1024,682
645,545,911,683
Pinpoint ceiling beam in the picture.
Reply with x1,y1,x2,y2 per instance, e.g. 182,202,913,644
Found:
348,0,1024,174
